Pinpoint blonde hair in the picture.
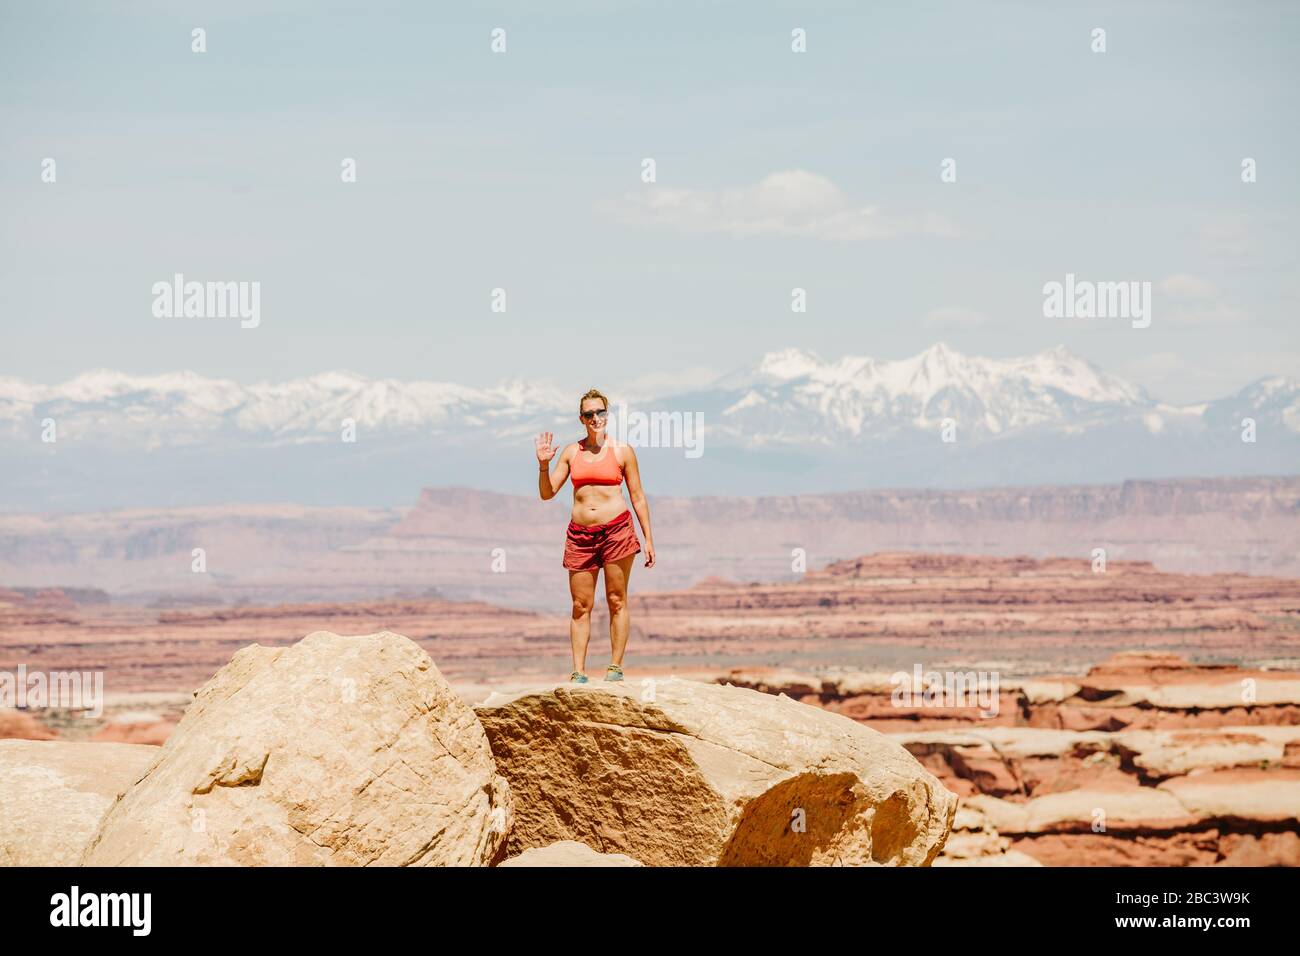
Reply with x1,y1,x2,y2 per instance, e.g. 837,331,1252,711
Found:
578,388,609,416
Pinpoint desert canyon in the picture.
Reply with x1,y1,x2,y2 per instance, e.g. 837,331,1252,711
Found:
2,526,1299,866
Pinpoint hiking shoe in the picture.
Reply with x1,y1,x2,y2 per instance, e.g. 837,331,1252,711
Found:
569,671,589,684
605,664,624,682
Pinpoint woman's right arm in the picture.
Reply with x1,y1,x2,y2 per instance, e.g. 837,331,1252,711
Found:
536,433,570,500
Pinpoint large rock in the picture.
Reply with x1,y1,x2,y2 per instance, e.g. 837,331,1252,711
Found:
0,740,157,865
474,678,956,866
82,630,512,866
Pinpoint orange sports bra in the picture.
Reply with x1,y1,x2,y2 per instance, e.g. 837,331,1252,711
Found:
570,440,624,490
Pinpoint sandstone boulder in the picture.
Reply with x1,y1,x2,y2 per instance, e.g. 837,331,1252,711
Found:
474,678,956,866
0,740,157,866
82,630,512,866
498,840,644,867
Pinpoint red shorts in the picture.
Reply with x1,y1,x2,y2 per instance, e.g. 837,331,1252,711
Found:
563,509,641,572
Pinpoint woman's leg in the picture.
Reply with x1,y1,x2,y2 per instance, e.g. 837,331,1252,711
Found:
603,554,635,666
568,568,598,673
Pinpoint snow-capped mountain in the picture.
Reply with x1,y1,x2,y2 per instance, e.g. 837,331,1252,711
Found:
2,344,1296,510
4,342,1273,444
691,343,1155,446
1,343,1296,446
0,368,572,445
1202,376,1300,433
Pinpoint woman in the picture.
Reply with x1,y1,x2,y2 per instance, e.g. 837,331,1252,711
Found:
536,388,655,684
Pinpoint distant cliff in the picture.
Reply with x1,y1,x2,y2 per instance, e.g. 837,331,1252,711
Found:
392,476,1300,603
0,476,1295,609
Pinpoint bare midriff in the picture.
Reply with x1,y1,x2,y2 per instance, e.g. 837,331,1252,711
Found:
571,483,627,527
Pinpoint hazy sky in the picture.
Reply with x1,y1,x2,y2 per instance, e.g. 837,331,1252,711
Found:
2,0,1297,404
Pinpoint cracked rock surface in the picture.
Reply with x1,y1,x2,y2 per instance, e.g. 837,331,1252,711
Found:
81,630,512,866
474,678,956,866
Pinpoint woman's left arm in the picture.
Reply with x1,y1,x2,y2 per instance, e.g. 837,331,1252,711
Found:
622,445,655,569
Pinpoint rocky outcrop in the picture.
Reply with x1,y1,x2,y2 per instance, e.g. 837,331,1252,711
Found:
1026,652,1300,731
718,654,1300,866
722,653,1300,735
81,630,512,866
474,678,956,867
931,803,1043,867
9,548,1300,705
901,731,1300,865
498,841,644,867
0,740,157,865
953,771,1300,867
1114,726,1300,780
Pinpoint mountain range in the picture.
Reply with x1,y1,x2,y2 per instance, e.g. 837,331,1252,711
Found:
2,344,1297,509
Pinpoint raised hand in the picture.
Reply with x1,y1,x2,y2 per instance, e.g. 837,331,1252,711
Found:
535,432,557,465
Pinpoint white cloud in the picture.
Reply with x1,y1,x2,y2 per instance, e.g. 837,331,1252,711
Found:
598,170,958,240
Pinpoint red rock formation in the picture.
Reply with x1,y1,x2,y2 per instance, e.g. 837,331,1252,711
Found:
715,653,1300,867
4,548,1299,868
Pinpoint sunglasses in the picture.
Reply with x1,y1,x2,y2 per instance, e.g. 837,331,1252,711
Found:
581,408,609,421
